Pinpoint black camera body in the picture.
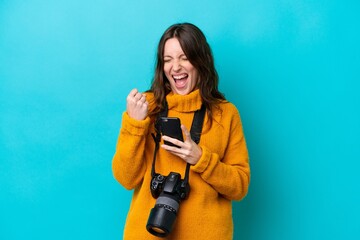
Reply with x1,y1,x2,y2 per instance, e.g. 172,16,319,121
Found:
147,172,190,237
150,172,190,199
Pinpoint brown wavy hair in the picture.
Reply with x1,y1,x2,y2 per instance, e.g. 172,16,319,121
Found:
149,23,226,125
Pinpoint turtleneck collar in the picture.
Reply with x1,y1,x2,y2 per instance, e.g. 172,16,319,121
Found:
166,89,203,113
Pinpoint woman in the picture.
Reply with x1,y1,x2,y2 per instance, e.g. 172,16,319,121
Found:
112,23,250,240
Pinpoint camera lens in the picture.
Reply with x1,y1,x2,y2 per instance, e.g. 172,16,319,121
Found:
150,226,166,235
146,193,180,237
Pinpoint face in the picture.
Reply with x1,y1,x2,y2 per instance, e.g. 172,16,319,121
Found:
163,38,199,95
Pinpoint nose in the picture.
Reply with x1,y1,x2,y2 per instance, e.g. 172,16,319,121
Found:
172,60,182,72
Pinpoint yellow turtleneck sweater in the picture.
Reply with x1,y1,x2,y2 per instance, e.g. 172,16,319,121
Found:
112,89,250,240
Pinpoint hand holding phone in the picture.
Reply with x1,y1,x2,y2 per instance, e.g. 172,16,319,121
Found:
159,117,183,148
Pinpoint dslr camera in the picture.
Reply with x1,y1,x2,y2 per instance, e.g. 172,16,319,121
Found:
146,172,190,237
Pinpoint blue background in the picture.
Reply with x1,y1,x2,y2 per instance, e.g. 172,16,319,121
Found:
1,0,359,239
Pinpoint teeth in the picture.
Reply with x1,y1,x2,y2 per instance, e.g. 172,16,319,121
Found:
173,74,187,80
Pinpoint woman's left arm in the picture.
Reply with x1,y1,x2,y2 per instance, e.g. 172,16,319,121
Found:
191,109,250,201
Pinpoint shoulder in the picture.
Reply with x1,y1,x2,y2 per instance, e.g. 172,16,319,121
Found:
217,100,240,116
212,100,242,126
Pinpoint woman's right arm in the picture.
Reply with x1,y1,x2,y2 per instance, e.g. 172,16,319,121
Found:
112,112,150,189
112,89,150,189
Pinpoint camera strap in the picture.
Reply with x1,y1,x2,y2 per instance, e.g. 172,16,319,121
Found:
151,101,206,185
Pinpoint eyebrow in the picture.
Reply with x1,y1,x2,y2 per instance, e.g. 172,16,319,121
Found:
163,53,186,58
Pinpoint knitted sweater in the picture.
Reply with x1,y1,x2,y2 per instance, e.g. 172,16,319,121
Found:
112,89,250,240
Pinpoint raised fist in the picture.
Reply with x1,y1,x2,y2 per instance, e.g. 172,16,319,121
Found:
126,88,148,120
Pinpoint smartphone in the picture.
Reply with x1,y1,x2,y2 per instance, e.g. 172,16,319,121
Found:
159,117,183,147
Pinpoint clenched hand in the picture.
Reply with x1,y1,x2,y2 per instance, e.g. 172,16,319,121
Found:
126,88,148,120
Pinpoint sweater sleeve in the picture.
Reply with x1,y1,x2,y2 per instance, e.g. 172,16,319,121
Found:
191,108,250,201
112,112,151,190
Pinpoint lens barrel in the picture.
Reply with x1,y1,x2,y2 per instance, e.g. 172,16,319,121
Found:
146,193,180,237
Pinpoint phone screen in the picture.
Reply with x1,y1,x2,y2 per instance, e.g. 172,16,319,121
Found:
159,117,183,147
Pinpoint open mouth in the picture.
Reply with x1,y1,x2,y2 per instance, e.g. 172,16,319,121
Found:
173,74,188,88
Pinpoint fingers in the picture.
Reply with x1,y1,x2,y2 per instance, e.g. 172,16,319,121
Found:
134,93,145,102
127,89,147,106
126,88,149,120
162,125,191,147
160,137,200,165
128,88,144,101
127,89,140,102
161,125,202,165
138,94,147,103
128,88,138,97
162,136,184,149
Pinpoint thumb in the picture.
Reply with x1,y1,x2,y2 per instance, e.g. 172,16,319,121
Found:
181,125,191,142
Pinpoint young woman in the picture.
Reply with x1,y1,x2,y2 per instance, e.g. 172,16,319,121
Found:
112,23,250,240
